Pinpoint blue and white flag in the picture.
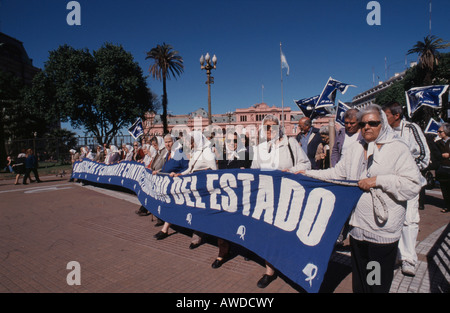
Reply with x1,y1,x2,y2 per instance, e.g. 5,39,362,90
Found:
315,77,356,109
335,101,353,127
405,85,449,118
128,118,144,140
71,159,364,293
294,96,328,119
424,118,441,135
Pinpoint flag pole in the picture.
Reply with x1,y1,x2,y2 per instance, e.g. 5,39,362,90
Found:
280,42,285,129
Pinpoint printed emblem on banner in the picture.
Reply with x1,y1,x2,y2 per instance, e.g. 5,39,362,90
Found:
186,213,192,225
237,225,246,240
303,263,318,288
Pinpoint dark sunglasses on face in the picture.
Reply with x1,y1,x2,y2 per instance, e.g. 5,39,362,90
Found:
359,121,381,128
437,130,444,133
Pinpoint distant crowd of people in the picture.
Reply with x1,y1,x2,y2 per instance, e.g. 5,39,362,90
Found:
7,101,448,293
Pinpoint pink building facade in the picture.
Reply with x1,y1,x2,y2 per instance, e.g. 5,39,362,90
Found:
142,102,334,142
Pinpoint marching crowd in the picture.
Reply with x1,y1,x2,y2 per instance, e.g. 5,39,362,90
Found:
6,102,449,293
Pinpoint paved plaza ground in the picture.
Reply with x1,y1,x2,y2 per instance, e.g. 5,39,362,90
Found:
0,174,448,296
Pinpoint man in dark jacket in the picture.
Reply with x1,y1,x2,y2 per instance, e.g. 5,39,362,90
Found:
296,117,322,169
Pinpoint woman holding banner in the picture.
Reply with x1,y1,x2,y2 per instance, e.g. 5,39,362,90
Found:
153,134,189,239
251,114,311,288
170,130,217,249
210,131,252,269
135,144,157,217
297,104,422,293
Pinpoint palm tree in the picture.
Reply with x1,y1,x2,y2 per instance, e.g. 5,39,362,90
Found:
407,35,450,85
146,43,184,134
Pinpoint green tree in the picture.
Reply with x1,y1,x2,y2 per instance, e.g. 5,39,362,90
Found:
0,70,49,167
407,35,450,85
44,128,77,164
0,70,22,168
27,43,156,145
146,43,184,134
376,52,450,128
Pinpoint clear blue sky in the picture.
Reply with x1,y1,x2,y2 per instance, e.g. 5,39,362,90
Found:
1,0,450,135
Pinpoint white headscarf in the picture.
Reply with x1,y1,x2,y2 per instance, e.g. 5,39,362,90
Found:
259,114,284,145
125,145,133,161
225,133,246,160
360,105,401,158
189,131,210,152
170,134,183,152
165,134,187,161
155,136,165,151
104,148,111,164
110,145,119,154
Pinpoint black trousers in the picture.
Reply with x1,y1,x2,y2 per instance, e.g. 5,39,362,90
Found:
440,181,450,209
23,168,40,183
350,236,399,293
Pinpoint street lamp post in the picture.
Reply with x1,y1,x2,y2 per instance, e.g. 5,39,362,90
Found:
200,53,217,125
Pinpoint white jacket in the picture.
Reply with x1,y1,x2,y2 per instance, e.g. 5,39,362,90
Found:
251,136,311,172
305,115,422,242
393,120,430,171
181,131,217,175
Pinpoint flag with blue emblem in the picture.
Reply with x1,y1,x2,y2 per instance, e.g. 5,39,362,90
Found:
294,96,328,119
315,77,356,109
405,85,449,118
424,118,441,135
335,101,352,127
128,117,144,140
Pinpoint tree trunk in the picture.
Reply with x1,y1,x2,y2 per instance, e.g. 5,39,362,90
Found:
162,76,168,135
0,118,7,169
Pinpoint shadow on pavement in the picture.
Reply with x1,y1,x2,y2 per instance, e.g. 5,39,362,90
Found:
427,222,450,293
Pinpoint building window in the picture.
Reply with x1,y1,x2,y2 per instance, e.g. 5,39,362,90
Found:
256,114,266,122
240,115,247,122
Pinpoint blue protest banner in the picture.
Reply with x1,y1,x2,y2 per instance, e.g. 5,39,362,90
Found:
71,159,363,293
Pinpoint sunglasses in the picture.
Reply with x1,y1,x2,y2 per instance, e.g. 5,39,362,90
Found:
358,121,381,128
437,130,444,133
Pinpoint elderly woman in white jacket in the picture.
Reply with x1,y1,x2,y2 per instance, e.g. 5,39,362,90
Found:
170,130,217,249
251,115,311,173
298,104,422,293
172,130,217,176
251,114,311,289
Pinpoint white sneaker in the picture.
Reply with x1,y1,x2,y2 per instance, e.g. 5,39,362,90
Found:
401,261,416,277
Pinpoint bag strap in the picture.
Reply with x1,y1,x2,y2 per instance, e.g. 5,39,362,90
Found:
287,139,295,167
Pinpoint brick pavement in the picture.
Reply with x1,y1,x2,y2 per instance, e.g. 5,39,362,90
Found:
0,176,448,293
